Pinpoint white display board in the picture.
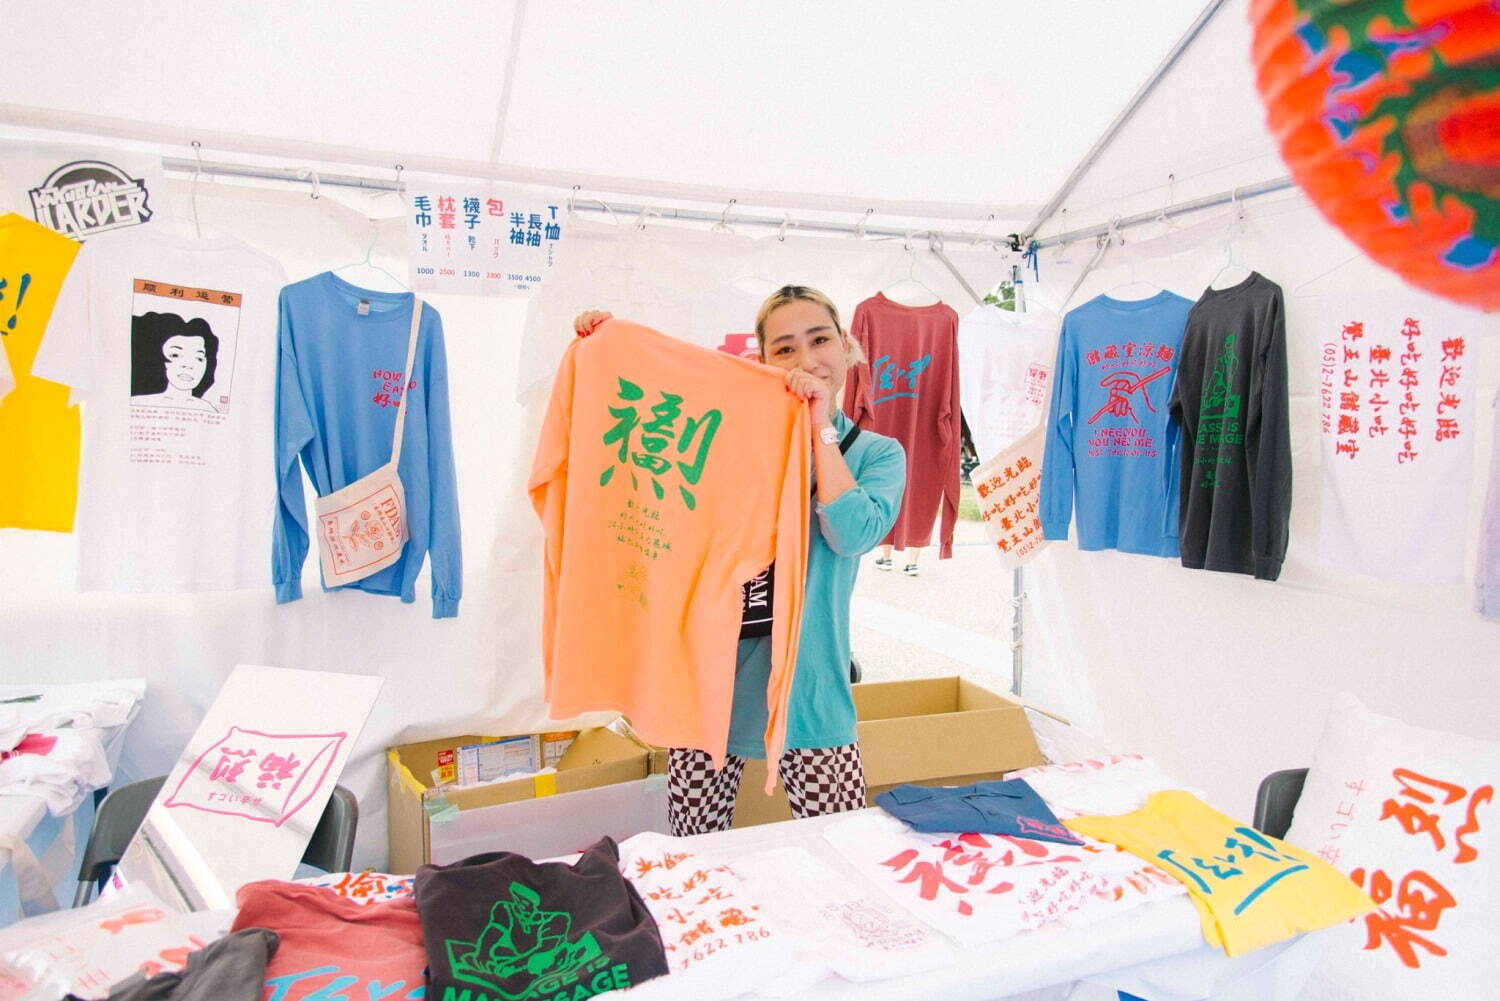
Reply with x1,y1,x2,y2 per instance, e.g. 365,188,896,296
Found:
404,180,563,296
117,665,383,910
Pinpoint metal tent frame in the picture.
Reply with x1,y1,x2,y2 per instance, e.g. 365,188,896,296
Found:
0,0,1305,699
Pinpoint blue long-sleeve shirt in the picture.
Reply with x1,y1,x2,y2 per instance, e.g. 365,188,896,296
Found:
1040,291,1191,559
728,410,906,756
273,272,462,617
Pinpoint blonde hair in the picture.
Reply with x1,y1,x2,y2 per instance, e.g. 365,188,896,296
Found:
754,285,866,364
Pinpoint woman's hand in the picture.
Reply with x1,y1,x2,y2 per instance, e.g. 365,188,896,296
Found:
573,310,613,337
784,369,833,427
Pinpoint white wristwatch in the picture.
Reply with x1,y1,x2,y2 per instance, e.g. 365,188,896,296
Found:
817,424,839,445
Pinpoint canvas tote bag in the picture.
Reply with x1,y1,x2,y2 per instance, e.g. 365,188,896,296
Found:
314,297,422,586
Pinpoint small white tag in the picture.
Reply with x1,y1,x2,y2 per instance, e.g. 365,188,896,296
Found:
357,299,371,316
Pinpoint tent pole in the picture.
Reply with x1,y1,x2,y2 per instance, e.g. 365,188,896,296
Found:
1020,0,1231,242
1032,174,1295,249
488,0,531,164
928,241,984,305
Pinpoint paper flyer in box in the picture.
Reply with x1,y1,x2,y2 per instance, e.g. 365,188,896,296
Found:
116,665,383,911
973,425,1048,569
456,734,537,786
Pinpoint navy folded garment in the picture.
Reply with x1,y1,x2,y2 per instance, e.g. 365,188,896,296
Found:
875,777,1084,843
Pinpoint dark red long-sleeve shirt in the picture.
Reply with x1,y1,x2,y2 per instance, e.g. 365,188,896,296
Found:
842,293,961,557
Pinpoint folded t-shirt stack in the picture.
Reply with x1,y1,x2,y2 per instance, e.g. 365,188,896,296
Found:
875,777,1083,844
415,837,669,1001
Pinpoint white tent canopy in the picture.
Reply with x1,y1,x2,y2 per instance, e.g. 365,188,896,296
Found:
0,0,1282,229
0,0,1495,882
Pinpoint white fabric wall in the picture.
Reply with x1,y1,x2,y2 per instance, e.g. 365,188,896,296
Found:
1018,192,1500,818
3,170,1495,871
0,175,1004,869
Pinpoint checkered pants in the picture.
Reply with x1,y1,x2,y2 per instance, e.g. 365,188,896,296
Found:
666,742,866,836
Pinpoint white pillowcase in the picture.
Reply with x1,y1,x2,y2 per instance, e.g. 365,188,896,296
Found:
1285,692,1497,1001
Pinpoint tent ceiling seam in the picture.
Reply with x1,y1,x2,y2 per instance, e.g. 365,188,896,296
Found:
0,103,1037,223
488,0,530,164
1021,0,1231,242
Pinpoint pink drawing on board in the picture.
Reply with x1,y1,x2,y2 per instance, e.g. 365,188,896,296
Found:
164,726,346,827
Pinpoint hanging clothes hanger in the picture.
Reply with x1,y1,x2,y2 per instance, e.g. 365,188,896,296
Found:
1206,189,1254,290
153,140,236,240
880,233,943,305
331,217,410,292
1102,219,1163,301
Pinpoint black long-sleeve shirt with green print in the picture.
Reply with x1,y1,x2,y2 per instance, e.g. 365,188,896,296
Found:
1168,273,1292,581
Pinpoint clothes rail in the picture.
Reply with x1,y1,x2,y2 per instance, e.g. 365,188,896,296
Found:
157,154,1031,250
1031,175,1296,250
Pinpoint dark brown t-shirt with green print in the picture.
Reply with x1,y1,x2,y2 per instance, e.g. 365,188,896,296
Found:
414,837,668,1001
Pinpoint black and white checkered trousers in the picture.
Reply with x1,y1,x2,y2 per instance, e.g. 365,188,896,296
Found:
666,742,866,836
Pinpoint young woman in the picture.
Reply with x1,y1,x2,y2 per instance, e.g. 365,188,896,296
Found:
574,286,906,834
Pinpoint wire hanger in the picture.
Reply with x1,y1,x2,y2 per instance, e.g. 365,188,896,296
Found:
711,198,737,235
189,141,205,238
1102,218,1163,301
1152,173,1179,237
880,233,943,305
332,217,409,291
1207,189,1253,290
851,208,875,240
154,140,232,241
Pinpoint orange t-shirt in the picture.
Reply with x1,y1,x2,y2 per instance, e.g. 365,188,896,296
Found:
530,319,809,782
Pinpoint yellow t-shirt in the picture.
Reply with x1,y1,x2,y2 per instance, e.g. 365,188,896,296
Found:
1067,789,1374,957
0,213,83,531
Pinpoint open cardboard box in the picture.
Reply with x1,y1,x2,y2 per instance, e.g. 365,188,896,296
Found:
731,675,1046,827
387,724,669,870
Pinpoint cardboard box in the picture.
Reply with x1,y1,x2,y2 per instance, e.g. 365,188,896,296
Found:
387,725,669,871
731,676,1045,828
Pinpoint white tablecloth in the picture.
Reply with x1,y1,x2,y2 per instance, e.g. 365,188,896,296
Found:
1,705,142,919
671,810,1324,1001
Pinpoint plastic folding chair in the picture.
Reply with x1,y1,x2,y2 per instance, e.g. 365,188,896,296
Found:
1253,767,1309,840
72,776,358,907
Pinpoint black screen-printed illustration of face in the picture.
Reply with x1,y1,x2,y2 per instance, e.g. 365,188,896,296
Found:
162,334,208,392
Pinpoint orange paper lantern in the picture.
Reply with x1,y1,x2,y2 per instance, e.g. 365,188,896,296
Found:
1250,0,1500,310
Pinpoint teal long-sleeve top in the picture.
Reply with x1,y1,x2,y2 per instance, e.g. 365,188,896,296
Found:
727,409,906,757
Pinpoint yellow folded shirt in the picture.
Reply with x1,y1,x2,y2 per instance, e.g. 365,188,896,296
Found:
1067,789,1374,956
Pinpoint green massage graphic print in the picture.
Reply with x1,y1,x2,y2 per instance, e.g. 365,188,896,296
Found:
444,881,635,1001
1196,334,1244,490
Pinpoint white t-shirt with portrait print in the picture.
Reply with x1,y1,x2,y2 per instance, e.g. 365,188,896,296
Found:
33,226,285,591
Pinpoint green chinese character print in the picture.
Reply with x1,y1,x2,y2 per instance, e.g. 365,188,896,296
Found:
674,409,722,509
600,378,645,489
444,881,611,1001
599,377,723,510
